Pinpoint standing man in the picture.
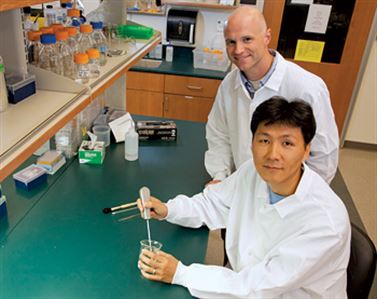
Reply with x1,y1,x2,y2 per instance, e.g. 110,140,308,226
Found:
137,98,350,298
205,6,339,184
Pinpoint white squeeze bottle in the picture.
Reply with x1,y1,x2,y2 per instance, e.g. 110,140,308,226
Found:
165,42,173,62
124,127,139,161
0,56,9,113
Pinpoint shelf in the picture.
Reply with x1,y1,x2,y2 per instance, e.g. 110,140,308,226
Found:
0,32,161,181
0,0,52,12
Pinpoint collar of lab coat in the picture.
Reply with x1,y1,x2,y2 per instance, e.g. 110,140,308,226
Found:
263,163,313,219
233,50,286,93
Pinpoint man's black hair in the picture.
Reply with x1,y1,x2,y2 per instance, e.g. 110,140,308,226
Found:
250,96,316,145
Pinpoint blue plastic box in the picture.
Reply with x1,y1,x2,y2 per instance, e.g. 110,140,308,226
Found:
13,165,47,191
6,73,36,104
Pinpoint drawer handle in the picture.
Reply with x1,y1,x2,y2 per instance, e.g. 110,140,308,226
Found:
186,85,203,91
184,96,193,100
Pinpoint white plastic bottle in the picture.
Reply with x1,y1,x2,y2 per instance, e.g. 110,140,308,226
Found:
124,127,139,161
0,56,8,113
165,42,173,62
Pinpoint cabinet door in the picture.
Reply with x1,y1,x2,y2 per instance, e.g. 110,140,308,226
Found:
127,71,164,92
163,94,214,122
126,89,164,117
164,75,221,98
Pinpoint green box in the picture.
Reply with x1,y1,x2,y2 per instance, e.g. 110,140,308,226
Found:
78,141,106,165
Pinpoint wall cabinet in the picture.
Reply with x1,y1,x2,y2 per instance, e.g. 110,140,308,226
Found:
126,72,221,122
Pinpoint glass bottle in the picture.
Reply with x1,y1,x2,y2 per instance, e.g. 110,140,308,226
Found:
44,5,57,26
91,21,107,66
65,8,81,27
74,52,90,84
27,30,42,65
78,24,94,53
40,26,54,34
39,34,62,75
51,23,64,33
66,26,79,55
22,7,34,31
56,30,75,79
86,48,100,78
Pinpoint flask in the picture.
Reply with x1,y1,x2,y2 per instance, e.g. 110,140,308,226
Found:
91,21,107,66
0,56,8,113
78,24,94,53
124,127,139,161
86,48,100,78
74,52,90,84
165,42,173,62
39,34,62,75
27,30,42,65
56,30,75,79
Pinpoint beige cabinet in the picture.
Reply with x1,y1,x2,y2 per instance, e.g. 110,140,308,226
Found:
126,71,221,122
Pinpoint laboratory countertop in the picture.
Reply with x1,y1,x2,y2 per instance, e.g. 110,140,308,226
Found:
131,46,231,80
0,116,210,298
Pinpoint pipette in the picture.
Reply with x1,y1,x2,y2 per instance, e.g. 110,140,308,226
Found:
140,186,152,249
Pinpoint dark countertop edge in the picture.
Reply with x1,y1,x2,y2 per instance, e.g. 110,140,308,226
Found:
129,65,227,80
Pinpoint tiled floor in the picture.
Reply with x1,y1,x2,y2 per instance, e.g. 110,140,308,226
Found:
204,146,377,297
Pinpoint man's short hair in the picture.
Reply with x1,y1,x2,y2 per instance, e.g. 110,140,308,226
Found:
250,97,317,145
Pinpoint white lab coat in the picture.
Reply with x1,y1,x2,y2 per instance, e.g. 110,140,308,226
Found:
205,51,339,183
166,161,350,298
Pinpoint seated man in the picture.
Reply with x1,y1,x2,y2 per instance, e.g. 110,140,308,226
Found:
137,97,351,298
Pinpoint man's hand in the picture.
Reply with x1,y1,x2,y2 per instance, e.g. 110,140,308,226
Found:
205,179,222,187
138,249,179,283
136,196,168,220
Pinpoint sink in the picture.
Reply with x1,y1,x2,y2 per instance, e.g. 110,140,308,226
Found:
135,59,162,68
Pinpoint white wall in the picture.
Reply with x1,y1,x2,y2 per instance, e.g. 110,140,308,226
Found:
344,38,377,145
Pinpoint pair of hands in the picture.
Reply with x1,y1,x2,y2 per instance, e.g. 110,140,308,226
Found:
136,180,222,283
136,196,178,283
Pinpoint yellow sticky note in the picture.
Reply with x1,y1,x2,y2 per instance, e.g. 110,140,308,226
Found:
294,39,325,63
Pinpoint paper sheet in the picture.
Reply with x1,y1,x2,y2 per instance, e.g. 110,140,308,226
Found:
108,113,133,143
291,0,313,4
294,39,325,63
304,4,332,34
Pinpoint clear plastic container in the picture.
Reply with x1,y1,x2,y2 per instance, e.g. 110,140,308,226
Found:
55,116,80,158
193,48,230,72
27,30,42,65
91,21,107,66
78,23,94,53
39,34,63,75
86,48,100,78
74,52,90,84
56,30,75,79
